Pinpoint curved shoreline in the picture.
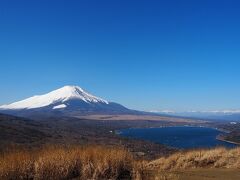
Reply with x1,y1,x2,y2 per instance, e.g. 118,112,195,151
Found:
117,126,239,148
216,137,240,145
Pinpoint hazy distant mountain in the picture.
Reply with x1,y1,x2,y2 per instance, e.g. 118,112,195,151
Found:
152,110,240,121
0,85,137,117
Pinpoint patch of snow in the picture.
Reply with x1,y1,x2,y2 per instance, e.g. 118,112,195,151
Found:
0,85,109,110
53,104,67,109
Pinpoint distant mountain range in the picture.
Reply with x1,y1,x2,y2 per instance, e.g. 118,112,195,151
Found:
2,85,238,121
0,85,139,117
152,110,240,121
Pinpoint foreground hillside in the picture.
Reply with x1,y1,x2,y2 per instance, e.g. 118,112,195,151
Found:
148,147,240,170
1,146,240,180
0,146,139,180
145,147,240,179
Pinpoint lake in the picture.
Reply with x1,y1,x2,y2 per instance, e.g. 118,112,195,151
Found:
119,126,237,149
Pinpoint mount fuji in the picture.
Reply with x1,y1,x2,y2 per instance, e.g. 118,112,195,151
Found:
0,85,136,117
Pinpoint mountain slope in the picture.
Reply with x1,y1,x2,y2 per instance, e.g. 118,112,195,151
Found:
0,85,108,109
0,113,47,148
0,85,135,117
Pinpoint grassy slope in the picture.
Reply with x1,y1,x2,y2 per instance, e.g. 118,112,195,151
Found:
1,146,240,180
146,147,240,180
147,147,240,170
0,146,138,180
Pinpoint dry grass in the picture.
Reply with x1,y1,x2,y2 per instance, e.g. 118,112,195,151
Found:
0,145,143,180
147,147,240,171
1,146,240,179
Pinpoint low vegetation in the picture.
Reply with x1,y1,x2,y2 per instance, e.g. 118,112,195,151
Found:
0,146,143,180
0,146,240,180
147,147,240,170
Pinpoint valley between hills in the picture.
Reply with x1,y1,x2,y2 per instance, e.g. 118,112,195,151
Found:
0,113,199,158
0,112,239,157
1,113,240,179
0,86,240,179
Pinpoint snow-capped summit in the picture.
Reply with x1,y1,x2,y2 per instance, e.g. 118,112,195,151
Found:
0,85,132,117
0,85,108,110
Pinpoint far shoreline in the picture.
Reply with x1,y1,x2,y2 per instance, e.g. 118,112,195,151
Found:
216,136,240,146
117,125,239,148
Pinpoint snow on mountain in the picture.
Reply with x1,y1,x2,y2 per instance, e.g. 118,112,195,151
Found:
0,85,109,110
52,104,67,109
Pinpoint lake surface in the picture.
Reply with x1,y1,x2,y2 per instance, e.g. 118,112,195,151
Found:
119,126,236,149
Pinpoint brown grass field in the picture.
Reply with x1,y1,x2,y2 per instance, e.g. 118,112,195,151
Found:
0,146,143,180
147,147,240,170
144,147,240,180
0,146,240,180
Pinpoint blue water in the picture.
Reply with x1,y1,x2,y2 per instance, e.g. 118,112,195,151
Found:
120,126,237,149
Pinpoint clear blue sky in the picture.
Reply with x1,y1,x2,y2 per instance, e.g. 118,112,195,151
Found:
0,0,240,111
